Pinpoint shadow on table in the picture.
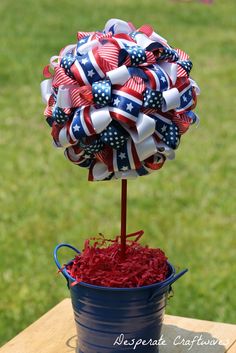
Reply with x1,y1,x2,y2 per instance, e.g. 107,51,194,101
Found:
66,335,77,351
65,325,227,352
161,324,227,353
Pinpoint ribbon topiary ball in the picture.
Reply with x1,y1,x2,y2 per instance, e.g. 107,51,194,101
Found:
41,19,200,181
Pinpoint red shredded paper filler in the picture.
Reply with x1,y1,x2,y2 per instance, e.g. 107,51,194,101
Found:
66,231,169,288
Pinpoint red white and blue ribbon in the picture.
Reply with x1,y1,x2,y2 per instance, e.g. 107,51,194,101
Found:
41,18,200,181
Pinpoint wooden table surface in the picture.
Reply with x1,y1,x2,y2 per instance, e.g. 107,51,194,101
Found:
1,299,236,353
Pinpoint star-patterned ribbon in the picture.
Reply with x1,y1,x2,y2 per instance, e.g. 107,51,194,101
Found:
41,18,200,181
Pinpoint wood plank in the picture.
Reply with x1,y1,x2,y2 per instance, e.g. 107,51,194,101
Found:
0,299,235,353
162,315,236,353
0,299,76,353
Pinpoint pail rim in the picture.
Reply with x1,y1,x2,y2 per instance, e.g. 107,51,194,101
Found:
67,260,175,291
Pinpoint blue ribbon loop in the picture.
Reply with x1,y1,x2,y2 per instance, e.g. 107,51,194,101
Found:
52,106,70,125
79,138,105,156
119,45,147,66
158,47,179,62
92,80,112,107
143,88,163,109
60,55,76,79
100,121,129,150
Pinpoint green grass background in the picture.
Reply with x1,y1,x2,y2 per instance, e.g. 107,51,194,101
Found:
0,0,236,346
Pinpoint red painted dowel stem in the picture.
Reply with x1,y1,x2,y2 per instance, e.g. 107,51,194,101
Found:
120,179,127,258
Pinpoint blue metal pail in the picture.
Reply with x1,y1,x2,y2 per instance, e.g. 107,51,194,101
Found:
54,243,187,353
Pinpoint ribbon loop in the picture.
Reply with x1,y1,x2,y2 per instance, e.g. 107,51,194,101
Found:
92,79,112,107
40,79,52,103
52,106,71,125
119,45,147,66
70,52,105,86
104,18,134,35
79,137,105,156
154,115,180,150
144,64,171,91
158,47,179,62
106,65,130,85
60,55,76,79
109,86,143,126
100,121,129,149
125,113,156,144
143,88,163,109
130,31,166,53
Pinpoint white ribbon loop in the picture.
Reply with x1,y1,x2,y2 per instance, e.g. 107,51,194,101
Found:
134,33,157,50
77,39,100,55
158,62,177,85
162,88,180,112
104,19,133,34
50,56,60,69
57,85,72,108
92,161,111,181
125,113,156,143
149,32,168,45
60,44,77,57
90,107,112,133
190,79,201,95
41,79,52,103
58,127,71,148
135,136,157,161
156,142,175,160
106,66,130,85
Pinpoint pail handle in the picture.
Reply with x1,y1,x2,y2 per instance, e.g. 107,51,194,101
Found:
148,269,188,301
54,243,80,284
